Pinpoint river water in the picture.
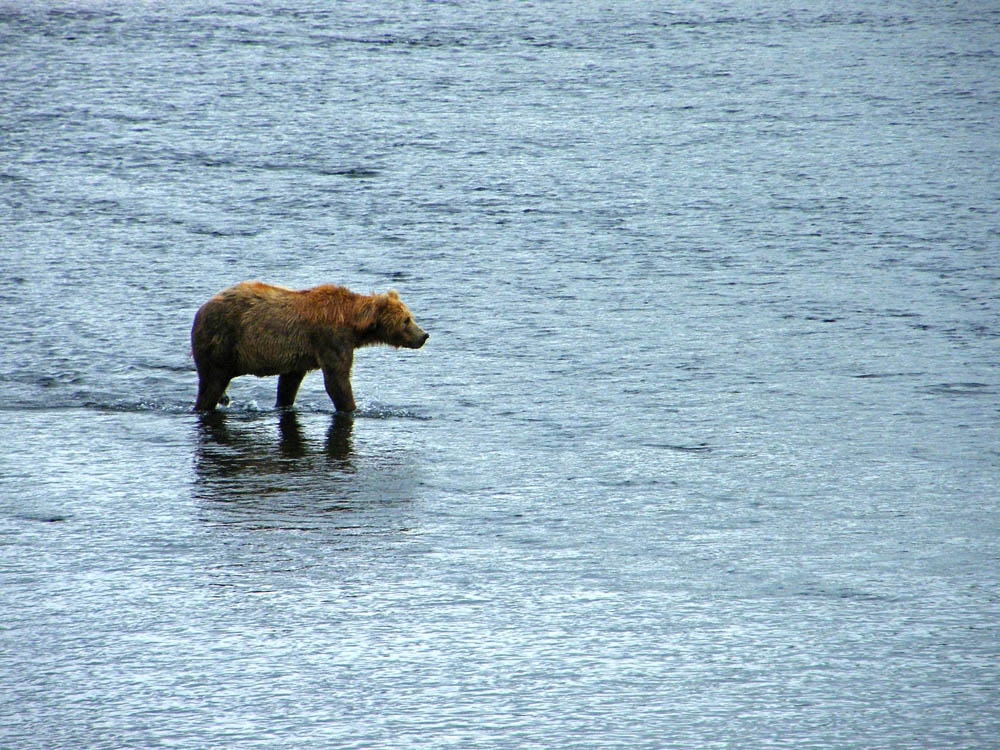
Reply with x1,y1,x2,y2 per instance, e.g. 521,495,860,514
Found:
2,2,999,748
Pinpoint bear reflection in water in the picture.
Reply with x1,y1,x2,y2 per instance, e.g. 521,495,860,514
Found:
195,410,356,477
191,281,428,413
193,411,421,526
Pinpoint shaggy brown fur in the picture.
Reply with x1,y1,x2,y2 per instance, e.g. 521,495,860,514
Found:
191,281,428,412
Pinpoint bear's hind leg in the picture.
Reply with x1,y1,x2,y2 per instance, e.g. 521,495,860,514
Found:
276,371,306,408
194,370,232,411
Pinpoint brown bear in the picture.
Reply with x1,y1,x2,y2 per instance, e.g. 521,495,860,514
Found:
191,281,428,412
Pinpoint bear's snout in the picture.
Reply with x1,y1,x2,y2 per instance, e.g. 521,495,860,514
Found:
411,329,429,348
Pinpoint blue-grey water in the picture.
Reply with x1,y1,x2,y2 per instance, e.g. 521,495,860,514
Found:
2,2,999,748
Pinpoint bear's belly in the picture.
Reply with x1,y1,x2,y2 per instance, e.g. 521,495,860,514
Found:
240,351,319,377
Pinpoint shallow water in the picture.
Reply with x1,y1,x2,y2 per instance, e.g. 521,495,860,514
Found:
2,2,999,748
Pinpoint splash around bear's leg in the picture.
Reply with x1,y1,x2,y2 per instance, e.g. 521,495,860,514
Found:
194,368,232,411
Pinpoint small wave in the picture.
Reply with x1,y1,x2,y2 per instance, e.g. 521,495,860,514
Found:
794,584,893,604
355,404,431,421
645,442,712,453
313,33,466,49
252,161,380,179
919,382,995,397
315,166,380,178
853,371,923,379
185,222,262,238
137,361,194,375
47,396,432,420
82,398,194,415
13,513,69,523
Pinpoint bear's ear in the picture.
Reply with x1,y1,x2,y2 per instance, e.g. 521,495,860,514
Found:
386,289,399,300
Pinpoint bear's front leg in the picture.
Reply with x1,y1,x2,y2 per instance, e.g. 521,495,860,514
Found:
314,334,357,413
321,366,356,412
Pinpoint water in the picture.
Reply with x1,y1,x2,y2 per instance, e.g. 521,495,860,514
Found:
2,1,999,747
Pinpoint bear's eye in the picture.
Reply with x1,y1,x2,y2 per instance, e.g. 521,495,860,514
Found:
404,317,412,326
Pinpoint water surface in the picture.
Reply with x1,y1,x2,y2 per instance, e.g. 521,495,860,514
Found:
2,2,999,748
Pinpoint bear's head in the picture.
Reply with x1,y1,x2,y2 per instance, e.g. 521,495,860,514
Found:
366,290,428,349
